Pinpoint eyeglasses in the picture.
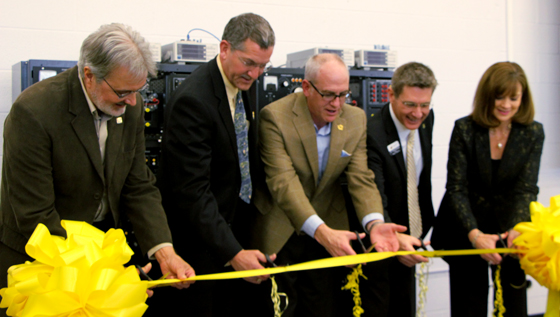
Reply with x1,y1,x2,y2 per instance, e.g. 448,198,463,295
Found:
103,78,149,99
401,101,432,109
237,55,272,72
308,81,351,102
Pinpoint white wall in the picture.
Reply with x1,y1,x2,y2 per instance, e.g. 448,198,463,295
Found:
1,0,558,315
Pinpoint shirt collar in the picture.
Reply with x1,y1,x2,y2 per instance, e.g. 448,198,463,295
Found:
217,55,239,102
314,122,332,136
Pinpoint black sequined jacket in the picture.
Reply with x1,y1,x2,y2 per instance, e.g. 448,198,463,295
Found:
432,116,544,249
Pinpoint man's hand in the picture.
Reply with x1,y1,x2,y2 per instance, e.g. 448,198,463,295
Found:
396,233,430,267
137,262,154,297
368,222,407,252
314,223,365,258
469,229,508,265
230,250,276,284
155,246,196,289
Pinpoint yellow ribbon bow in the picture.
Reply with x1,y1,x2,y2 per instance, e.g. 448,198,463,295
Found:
0,220,148,317
514,195,560,317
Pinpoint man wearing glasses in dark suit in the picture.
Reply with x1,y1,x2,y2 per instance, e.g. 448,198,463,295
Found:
366,62,438,317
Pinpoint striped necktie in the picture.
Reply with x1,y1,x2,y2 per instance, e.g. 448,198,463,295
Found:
407,131,422,238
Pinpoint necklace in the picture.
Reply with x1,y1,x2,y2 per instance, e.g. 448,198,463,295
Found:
490,124,512,149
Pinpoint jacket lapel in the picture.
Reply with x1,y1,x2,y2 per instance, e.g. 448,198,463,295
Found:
210,60,238,163
317,112,346,191
382,105,406,179
104,114,124,182
497,123,523,184
68,67,104,180
474,125,492,188
418,115,432,171
292,94,319,186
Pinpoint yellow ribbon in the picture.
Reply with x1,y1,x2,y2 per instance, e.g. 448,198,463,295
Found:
270,276,288,317
514,195,560,317
416,262,429,317
493,264,505,317
145,248,520,287
0,220,536,317
0,221,148,317
341,264,367,317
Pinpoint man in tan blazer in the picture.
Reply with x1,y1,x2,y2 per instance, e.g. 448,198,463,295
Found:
252,53,406,317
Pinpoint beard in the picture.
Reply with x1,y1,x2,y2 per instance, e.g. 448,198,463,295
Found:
89,87,128,117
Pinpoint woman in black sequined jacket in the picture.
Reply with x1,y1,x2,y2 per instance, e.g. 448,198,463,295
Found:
432,61,544,317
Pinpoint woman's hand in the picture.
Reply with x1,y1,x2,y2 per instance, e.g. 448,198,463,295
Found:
469,229,508,265
507,229,522,258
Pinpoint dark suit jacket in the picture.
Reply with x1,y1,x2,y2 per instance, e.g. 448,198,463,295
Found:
158,57,262,267
0,66,172,256
367,103,435,238
252,92,384,254
432,116,544,250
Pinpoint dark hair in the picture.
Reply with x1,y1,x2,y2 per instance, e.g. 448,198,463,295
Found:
471,62,534,127
391,62,437,98
222,13,275,51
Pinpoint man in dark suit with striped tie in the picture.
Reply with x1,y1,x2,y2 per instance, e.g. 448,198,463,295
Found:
366,62,438,317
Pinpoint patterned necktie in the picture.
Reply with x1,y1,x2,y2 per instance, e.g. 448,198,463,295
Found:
407,131,422,238
234,92,252,204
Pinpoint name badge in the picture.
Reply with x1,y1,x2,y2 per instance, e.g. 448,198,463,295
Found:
387,140,401,156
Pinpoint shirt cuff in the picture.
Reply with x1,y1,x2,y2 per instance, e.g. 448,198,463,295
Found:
361,213,385,232
301,215,325,238
147,242,173,260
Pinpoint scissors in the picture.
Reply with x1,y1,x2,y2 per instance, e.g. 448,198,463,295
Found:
265,253,278,268
354,231,375,254
497,232,509,259
135,264,170,287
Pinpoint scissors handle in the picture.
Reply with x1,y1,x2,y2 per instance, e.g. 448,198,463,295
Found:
265,254,277,267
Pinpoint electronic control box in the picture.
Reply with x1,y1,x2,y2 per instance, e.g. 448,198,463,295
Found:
354,49,397,69
161,41,218,63
286,47,355,68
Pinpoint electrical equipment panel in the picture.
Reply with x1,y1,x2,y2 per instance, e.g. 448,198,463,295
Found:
354,49,397,69
12,59,77,103
142,63,200,174
356,78,392,118
161,41,218,63
286,47,355,68
257,68,305,110
256,68,393,118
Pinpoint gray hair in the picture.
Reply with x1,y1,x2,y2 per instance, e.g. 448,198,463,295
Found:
78,23,156,81
391,62,438,98
222,13,275,51
304,53,348,82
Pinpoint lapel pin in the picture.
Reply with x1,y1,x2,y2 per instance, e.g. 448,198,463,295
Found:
338,124,343,131
116,117,123,124
422,123,425,129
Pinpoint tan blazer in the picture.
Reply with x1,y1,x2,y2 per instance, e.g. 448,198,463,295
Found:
252,92,383,254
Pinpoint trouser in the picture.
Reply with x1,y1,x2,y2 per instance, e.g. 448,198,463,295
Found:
448,255,528,317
